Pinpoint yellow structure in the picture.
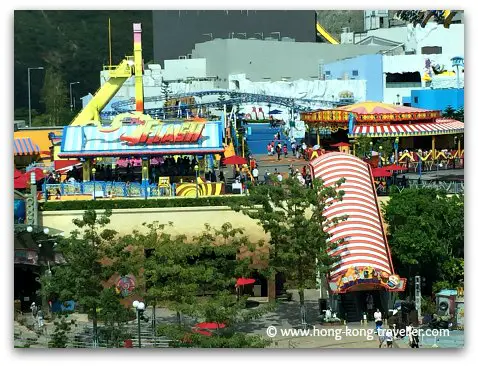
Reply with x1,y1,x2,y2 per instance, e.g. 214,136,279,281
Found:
70,57,134,126
316,22,339,44
133,23,144,113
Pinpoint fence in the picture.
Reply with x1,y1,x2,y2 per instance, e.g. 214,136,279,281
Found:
45,181,172,198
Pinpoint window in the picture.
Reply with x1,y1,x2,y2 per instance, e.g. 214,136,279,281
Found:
352,70,359,76
422,46,442,54
414,97,419,103
385,72,422,88
325,71,331,75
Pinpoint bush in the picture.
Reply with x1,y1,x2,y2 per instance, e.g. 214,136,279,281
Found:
156,324,270,348
40,196,249,211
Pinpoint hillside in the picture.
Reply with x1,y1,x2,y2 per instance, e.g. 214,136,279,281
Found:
14,10,153,113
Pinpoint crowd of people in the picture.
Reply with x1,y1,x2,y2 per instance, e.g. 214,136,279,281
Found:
266,134,311,161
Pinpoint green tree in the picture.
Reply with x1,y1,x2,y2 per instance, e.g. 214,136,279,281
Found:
48,314,77,348
383,189,464,295
40,67,69,125
131,221,272,347
453,107,464,122
233,176,346,326
41,209,142,346
442,105,456,118
355,135,373,158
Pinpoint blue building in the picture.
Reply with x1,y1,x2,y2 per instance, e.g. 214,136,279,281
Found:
410,88,464,112
324,54,383,102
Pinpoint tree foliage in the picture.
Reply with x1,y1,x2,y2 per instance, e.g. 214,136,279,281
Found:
383,189,464,294
48,314,77,348
40,67,70,125
233,176,346,323
14,10,153,113
41,209,142,343
125,221,272,347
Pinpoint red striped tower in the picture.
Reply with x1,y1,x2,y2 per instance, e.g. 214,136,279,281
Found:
309,152,405,293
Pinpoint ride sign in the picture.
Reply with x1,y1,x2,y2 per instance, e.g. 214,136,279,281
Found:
99,112,205,146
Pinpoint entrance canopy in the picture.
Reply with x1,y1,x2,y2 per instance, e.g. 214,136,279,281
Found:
58,120,224,158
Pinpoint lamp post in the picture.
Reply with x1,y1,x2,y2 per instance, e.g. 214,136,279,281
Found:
369,141,373,157
378,146,383,167
42,170,48,202
132,300,145,348
142,166,148,200
194,165,199,198
28,67,44,127
92,167,96,201
69,82,80,112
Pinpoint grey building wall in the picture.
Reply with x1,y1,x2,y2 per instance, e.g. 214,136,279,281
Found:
191,39,391,85
152,10,316,65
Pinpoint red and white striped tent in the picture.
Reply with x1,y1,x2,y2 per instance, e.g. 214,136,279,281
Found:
309,152,406,294
348,119,464,138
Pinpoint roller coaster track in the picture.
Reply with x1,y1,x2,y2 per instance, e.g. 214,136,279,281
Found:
108,90,353,116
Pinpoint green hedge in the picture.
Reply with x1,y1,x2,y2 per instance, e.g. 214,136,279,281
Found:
40,196,249,211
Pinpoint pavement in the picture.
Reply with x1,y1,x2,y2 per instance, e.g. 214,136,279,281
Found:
16,289,464,349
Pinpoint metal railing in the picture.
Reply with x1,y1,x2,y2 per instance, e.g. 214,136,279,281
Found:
45,181,173,198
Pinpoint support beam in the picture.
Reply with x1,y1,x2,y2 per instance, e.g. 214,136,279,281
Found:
432,135,436,160
82,159,91,182
316,129,320,146
141,158,150,181
133,23,144,112
458,138,461,157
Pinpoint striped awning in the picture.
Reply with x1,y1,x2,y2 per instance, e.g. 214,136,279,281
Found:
14,138,40,156
348,119,464,138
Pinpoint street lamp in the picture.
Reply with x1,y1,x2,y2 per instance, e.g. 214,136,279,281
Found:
26,226,50,235
69,82,80,112
28,67,44,127
43,170,48,202
378,146,383,167
132,300,146,348
369,141,373,156
92,168,96,201
194,165,199,198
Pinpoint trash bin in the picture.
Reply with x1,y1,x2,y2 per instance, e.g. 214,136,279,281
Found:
253,285,262,297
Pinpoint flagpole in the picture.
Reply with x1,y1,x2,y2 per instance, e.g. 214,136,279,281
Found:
108,18,112,68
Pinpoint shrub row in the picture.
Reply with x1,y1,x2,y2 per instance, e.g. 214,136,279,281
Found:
40,196,249,211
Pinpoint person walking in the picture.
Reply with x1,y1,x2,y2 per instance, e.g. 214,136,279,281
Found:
385,328,394,348
276,172,283,183
30,302,38,320
252,166,259,184
374,308,383,332
377,325,385,348
37,306,44,333
407,322,420,348
283,144,288,158
291,142,297,157
276,143,282,161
